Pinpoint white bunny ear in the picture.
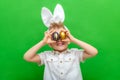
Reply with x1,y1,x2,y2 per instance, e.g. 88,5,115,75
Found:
53,4,65,23
41,7,53,28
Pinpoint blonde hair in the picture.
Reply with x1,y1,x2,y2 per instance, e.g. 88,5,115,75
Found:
49,22,65,30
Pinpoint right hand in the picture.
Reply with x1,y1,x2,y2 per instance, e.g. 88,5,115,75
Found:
61,29,75,42
42,29,56,44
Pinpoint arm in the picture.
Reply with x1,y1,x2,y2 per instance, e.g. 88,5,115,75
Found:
23,29,55,63
23,41,45,63
66,30,98,60
71,38,98,60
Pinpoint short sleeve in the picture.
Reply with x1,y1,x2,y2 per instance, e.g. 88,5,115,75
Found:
38,52,46,66
71,48,84,62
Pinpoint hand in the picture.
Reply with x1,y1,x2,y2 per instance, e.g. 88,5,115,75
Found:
42,29,56,44
61,29,75,42
66,30,75,42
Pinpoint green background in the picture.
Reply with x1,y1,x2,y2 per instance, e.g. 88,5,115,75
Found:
0,0,120,80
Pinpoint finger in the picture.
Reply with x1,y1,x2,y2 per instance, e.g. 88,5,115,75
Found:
49,29,56,35
51,41,56,43
48,34,51,38
65,31,69,36
49,28,54,33
61,29,67,32
49,29,56,34
45,31,50,37
48,40,56,44
46,30,51,34
44,32,47,36
62,38,70,42
66,30,71,35
63,40,70,43
66,29,71,33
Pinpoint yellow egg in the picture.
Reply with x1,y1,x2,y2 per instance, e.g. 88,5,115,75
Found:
60,31,66,40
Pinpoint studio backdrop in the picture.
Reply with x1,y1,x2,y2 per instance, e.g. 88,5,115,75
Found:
0,0,120,80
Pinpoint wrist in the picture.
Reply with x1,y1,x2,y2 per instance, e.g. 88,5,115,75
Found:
40,40,46,46
70,36,76,42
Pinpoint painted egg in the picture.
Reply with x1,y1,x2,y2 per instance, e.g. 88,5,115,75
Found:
60,31,66,40
52,32,60,41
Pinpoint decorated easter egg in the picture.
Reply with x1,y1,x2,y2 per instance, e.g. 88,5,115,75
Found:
52,32,60,41
60,31,66,40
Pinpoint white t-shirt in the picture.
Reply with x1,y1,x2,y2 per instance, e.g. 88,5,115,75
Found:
38,48,84,80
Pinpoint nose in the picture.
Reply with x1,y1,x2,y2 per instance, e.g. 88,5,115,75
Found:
57,39,62,42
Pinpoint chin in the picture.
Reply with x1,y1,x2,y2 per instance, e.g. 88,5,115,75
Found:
51,42,68,52
55,47,67,52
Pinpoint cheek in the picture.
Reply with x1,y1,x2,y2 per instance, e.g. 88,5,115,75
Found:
49,43,57,47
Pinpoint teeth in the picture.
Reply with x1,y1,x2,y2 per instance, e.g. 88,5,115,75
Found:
57,42,64,46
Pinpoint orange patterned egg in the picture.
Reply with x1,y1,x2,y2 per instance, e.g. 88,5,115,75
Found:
60,31,66,40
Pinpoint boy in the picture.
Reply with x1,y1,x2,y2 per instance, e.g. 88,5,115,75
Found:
24,22,98,80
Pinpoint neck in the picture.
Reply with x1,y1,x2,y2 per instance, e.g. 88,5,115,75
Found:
54,48,68,53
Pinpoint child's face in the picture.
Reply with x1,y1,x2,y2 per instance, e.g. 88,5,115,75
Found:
49,27,69,52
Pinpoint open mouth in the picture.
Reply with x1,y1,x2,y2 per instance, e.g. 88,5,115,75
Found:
56,41,64,46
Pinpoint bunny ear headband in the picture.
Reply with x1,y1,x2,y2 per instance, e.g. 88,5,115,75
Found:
41,4,68,30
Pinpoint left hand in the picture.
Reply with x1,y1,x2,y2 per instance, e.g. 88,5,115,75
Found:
61,29,75,42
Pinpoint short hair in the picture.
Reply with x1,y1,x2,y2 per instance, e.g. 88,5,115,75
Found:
49,22,65,30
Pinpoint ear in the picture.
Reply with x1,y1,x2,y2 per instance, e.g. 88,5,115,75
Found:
41,7,53,28
53,4,65,23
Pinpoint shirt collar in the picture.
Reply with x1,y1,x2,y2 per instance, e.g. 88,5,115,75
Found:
52,49,69,55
